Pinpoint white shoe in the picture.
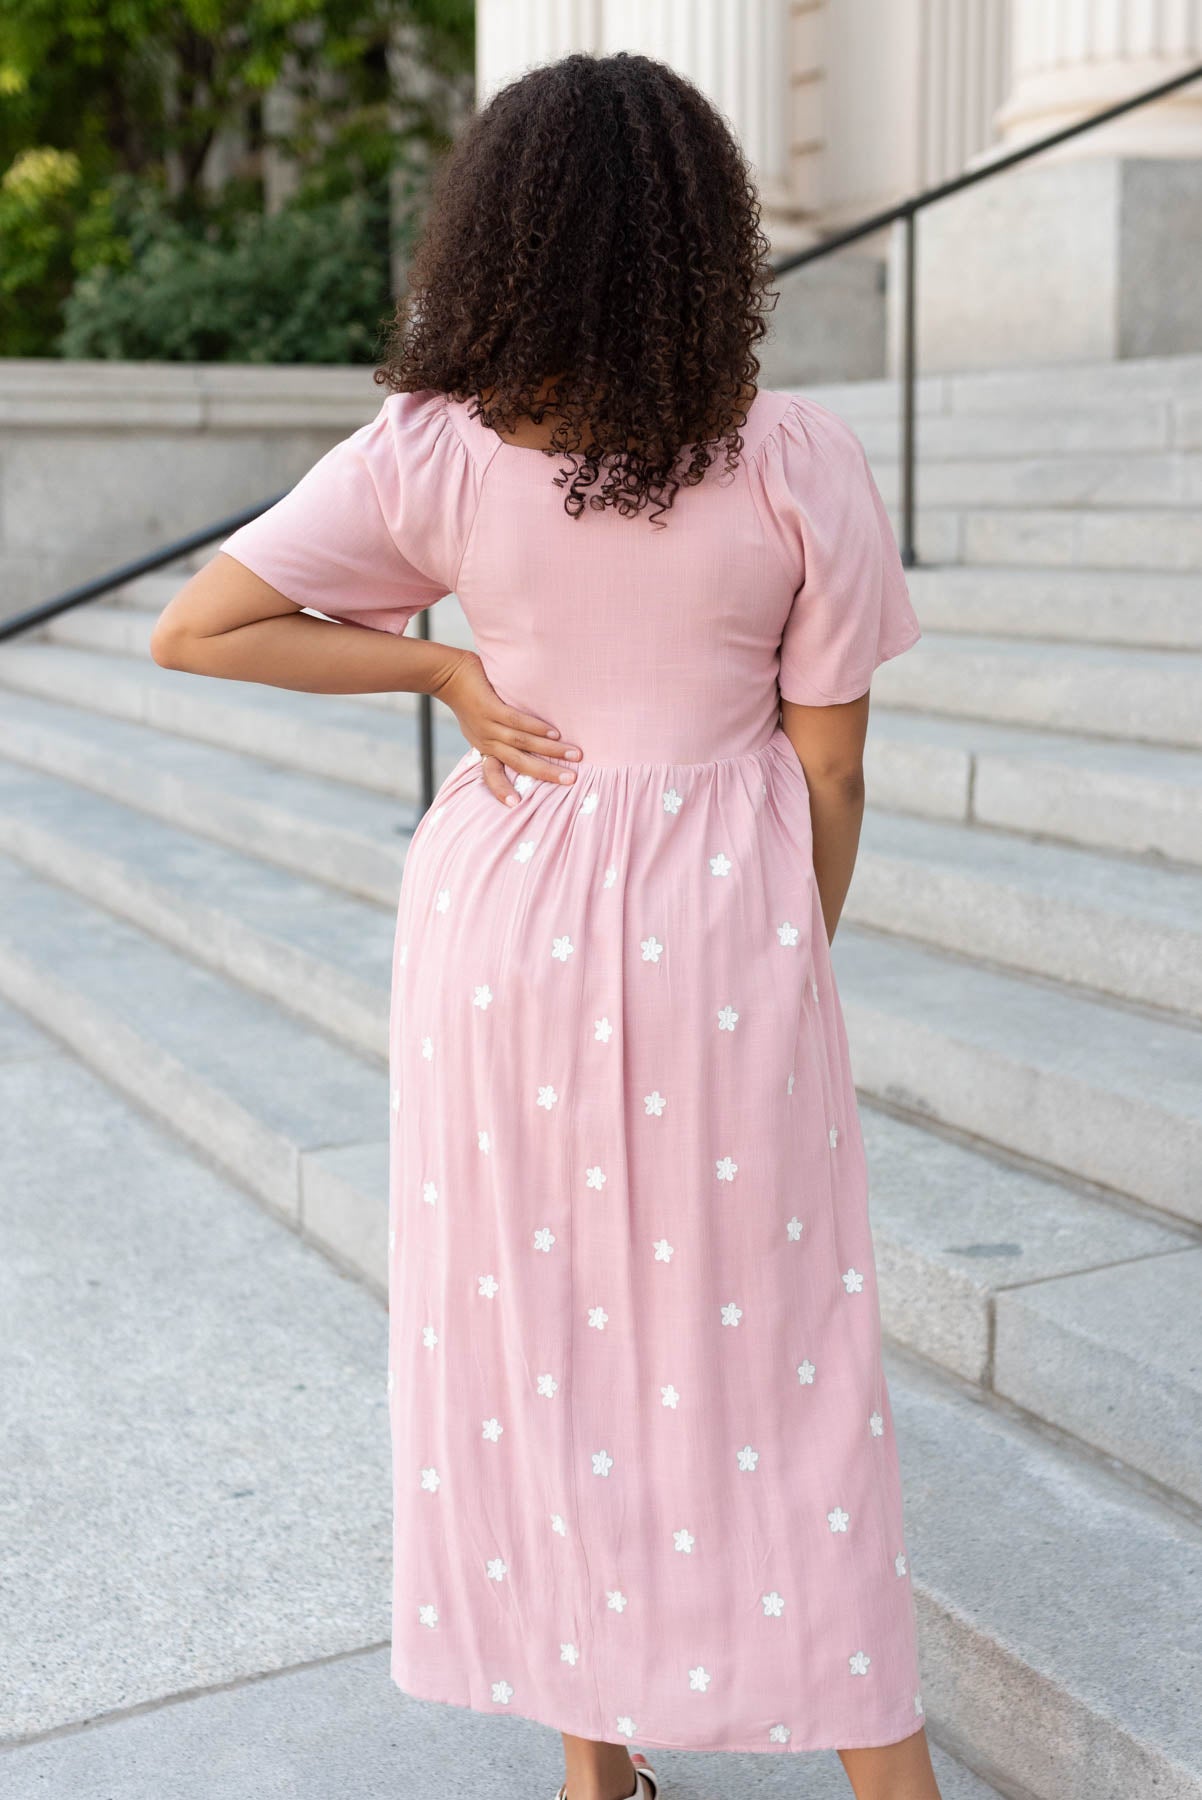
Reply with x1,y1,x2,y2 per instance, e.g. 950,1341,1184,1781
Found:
555,1756,659,1800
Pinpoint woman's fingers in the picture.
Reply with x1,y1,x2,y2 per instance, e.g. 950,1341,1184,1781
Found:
479,740,581,806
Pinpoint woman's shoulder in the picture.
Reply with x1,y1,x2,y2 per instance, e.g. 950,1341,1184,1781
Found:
751,388,869,471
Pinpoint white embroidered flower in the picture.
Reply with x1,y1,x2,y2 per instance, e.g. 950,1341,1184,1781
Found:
478,1129,491,1153
421,1035,434,1061
561,1642,579,1665
797,1359,816,1385
769,1724,791,1743
848,1652,871,1676
777,921,800,947
762,1591,785,1617
418,1603,438,1628
720,1302,743,1327
514,840,535,863
653,1238,674,1262
537,1084,558,1110
588,1306,608,1330
592,1450,614,1477
468,748,484,765
786,1216,803,1241
390,1086,401,1115
787,1072,795,1095
422,1179,438,1207
533,1226,556,1252
661,1384,680,1408
552,934,574,962
662,788,683,815
607,1590,628,1613
673,1528,695,1553
717,1005,739,1031
616,1715,636,1737
715,1156,738,1182
842,1268,864,1294
473,984,493,1010
895,1551,908,1576
643,1091,667,1116
435,888,451,914
603,865,618,888
709,852,732,877
491,1679,515,1703
514,774,535,795
551,1514,567,1536
811,978,820,1001
640,935,664,963
536,1373,558,1398
422,1325,438,1349
420,1467,440,1492
478,1274,499,1299
482,1418,503,1443
737,1445,759,1472
914,1691,923,1714
594,1016,613,1042
869,1411,884,1437
580,793,599,815
829,1124,839,1149
688,1666,711,1692
486,1558,507,1582
827,1507,850,1533
585,1166,607,1190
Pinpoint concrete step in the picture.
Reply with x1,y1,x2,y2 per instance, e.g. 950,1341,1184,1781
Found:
804,349,1202,418
0,854,389,1270
878,450,1202,511
905,564,1202,651
887,1344,1202,1800
856,400,1178,461
945,503,1202,573
862,1104,1198,1501
865,710,1202,866
873,633,1202,750
0,641,470,799
0,759,394,1059
853,809,1202,1020
835,926,1202,1227
0,687,412,905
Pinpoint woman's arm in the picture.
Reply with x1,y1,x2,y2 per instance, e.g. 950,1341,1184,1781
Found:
779,690,870,945
150,552,582,798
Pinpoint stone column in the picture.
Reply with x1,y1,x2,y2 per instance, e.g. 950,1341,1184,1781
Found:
995,0,1202,157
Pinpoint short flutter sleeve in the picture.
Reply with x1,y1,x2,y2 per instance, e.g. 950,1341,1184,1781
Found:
218,389,473,634
754,395,921,706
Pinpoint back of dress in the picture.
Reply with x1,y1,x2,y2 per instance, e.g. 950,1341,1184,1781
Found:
218,385,929,1757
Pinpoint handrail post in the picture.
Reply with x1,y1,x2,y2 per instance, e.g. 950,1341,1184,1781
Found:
899,206,918,569
415,609,436,817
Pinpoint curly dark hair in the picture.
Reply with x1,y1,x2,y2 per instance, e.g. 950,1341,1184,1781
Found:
374,50,778,527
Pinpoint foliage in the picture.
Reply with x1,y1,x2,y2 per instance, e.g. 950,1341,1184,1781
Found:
59,178,398,363
0,0,474,357
0,145,83,353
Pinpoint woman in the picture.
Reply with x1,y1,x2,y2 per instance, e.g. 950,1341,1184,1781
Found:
152,49,939,1800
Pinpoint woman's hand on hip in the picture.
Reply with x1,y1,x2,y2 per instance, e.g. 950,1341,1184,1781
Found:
434,651,582,807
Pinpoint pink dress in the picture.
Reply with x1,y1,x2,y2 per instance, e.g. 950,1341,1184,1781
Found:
220,385,926,1755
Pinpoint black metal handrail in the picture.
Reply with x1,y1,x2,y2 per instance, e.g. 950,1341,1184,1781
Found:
3,59,1199,822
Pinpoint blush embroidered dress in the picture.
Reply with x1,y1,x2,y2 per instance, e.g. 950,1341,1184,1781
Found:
220,384,925,1755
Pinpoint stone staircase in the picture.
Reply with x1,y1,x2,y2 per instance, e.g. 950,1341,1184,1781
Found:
1,350,1199,1800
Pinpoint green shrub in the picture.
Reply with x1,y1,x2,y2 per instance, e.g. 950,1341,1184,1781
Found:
0,145,83,354
59,182,395,364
